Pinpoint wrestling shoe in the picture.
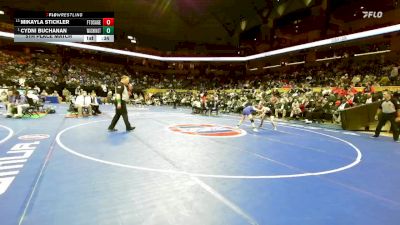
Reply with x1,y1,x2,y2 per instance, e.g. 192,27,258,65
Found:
127,127,136,132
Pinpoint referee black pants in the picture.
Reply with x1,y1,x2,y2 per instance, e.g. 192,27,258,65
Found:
108,101,132,130
375,112,399,141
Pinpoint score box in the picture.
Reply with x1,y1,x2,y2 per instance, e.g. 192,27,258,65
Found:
102,26,114,35
83,35,114,42
96,35,114,42
102,18,114,26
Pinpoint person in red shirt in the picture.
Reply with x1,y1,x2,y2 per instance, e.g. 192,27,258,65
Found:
200,91,208,115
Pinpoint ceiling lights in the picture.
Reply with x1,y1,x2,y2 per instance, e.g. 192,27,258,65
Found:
128,36,137,43
0,24,399,62
286,61,305,65
354,50,391,57
263,65,281,69
315,56,342,62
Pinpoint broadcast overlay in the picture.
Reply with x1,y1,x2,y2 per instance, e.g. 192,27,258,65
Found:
14,11,114,42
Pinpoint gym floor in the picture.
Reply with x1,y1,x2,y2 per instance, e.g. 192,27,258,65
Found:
0,104,399,225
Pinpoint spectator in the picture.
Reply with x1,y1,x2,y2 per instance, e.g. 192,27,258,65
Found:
372,91,399,142
52,90,62,103
5,90,17,118
75,91,92,117
62,88,71,102
0,90,7,105
90,92,101,115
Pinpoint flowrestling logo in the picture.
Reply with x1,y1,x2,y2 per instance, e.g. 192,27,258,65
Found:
169,124,246,137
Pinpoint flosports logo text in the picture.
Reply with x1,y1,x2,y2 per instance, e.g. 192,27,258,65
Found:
362,11,383,18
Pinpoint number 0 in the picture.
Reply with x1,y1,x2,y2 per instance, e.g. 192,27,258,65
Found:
107,28,111,33
106,20,111,25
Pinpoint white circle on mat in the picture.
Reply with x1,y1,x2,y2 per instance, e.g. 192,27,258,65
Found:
56,119,362,179
0,124,14,144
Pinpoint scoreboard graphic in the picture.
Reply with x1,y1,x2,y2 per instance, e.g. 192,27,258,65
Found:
14,11,114,42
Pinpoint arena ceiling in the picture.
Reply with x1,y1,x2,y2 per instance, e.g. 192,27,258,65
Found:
0,0,322,50
0,0,398,52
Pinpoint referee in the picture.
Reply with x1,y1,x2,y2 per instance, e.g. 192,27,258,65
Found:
372,91,399,142
108,75,135,132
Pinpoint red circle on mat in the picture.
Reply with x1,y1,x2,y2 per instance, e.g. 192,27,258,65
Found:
169,124,245,137
18,134,50,141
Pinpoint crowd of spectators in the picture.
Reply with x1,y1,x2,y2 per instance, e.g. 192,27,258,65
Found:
146,86,399,125
0,50,399,124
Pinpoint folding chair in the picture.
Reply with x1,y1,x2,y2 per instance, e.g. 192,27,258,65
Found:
22,97,40,117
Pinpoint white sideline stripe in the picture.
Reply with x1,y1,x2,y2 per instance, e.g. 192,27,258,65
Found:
343,132,360,136
191,177,259,225
0,164,24,170
323,129,340,133
286,124,305,128
0,159,27,165
0,124,14,144
56,118,362,179
306,127,322,130
0,156,26,161
0,170,19,177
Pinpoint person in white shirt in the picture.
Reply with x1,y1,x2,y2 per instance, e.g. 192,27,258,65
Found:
290,99,302,118
390,64,398,79
101,84,107,94
108,76,135,132
365,93,373,104
275,97,288,118
33,85,41,94
5,90,17,117
19,76,26,87
27,90,39,102
52,90,62,103
75,86,81,96
41,90,48,96
90,92,101,115
372,91,399,142
192,100,202,114
75,91,92,117
258,101,277,130
14,91,29,118
0,90,7,105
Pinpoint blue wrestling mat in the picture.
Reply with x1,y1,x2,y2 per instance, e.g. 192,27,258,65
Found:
0,105,399,225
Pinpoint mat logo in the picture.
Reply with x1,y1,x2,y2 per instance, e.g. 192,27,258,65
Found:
169,124,246,137
0,141,40,196
18,134,50,141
